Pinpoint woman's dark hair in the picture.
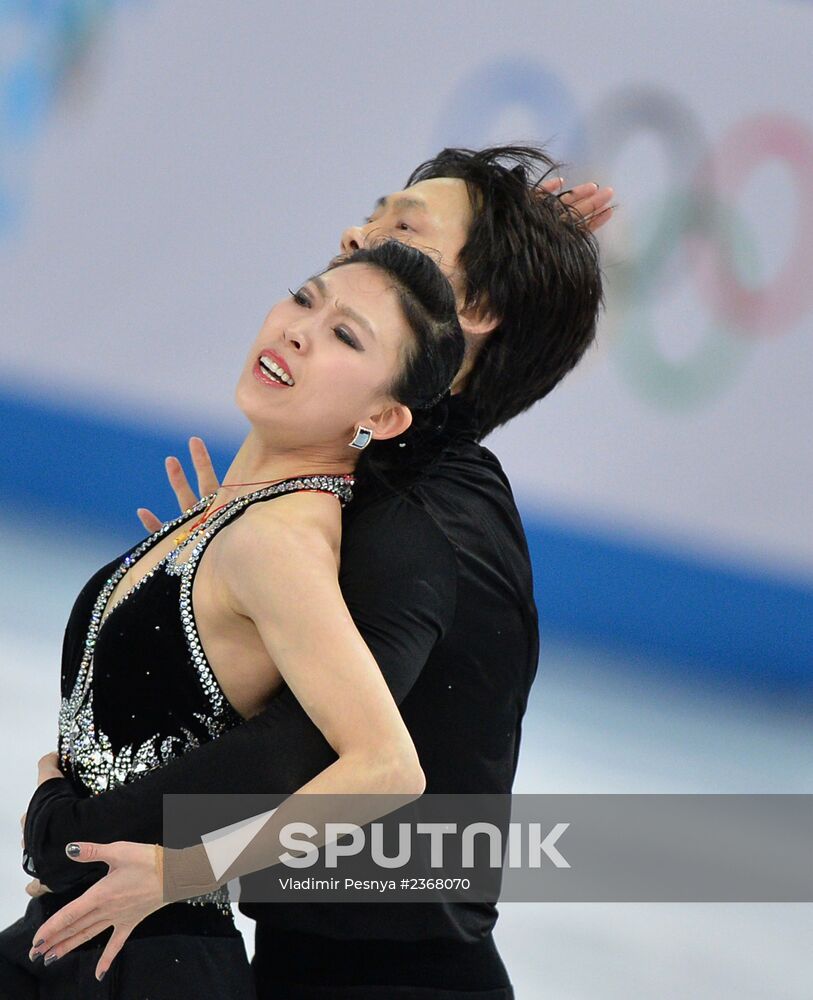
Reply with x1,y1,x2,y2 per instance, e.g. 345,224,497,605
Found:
406,145,604,438
328,240,465,487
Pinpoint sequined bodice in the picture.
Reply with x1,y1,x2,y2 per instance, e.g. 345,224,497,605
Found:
58,474,354,798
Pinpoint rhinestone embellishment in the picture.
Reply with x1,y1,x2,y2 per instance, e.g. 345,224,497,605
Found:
164,476,354,719
58,495,214,783
57,475,354,915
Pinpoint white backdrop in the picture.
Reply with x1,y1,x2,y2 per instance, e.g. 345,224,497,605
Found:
2,0,812,583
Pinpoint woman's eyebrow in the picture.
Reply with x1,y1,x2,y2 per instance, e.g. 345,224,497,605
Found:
311,274,376,342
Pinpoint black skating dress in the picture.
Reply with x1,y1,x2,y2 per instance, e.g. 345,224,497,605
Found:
0,474,354,1000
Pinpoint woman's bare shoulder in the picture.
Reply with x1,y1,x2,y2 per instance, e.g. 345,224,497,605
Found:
217,492,344,618
223,490,342,567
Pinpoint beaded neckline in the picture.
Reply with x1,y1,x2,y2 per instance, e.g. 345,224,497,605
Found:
98,473,354,630
56,472,352,915
59,471,355,774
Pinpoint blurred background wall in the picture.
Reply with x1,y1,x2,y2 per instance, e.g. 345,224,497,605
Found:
1,2,810,997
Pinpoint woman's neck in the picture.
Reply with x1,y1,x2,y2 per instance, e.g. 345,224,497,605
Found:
219,430,355,499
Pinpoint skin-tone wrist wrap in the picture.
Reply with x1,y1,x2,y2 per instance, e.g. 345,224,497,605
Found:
162,844,219,903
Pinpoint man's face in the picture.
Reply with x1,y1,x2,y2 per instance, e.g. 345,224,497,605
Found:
340,177,473,303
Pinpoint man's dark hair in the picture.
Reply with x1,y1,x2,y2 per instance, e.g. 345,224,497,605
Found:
406,145,603,438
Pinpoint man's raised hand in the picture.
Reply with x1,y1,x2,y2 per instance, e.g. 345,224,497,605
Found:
136,437,220,533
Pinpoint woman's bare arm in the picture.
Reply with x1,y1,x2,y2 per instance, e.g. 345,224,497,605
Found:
23,495,455,898
28,497,435,978
222,498,425,796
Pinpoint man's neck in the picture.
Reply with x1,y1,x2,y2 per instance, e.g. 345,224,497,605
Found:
450,334,483,395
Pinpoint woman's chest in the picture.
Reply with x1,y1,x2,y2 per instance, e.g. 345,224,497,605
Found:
102,527,188,619
94,532,281,721
193,578,283,718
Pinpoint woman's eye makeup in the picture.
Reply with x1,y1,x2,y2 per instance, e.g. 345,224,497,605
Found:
334,327,359,350
288,287,359,350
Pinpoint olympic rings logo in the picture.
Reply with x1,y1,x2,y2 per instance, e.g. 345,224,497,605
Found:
436,60,813,409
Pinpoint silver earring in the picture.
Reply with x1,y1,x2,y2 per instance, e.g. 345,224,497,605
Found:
348,425,373,450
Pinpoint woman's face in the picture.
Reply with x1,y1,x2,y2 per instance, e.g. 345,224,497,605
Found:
235,263,412,452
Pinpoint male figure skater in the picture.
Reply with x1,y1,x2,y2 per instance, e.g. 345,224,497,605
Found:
19,146,611,998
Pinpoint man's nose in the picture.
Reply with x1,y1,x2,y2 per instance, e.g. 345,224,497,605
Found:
340,224,366,254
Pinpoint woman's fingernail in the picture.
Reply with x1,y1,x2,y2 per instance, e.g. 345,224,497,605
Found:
33,938,44,948
66,843,81,857
98,969,107,982
44,953,59,966
29,950,41,962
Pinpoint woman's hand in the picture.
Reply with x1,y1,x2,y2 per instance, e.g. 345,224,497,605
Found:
29,841,166,983
537,176,614,231
137,436,220,533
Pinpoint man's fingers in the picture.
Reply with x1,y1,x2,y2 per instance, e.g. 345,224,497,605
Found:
137,507,164,533
95,926,133,983
189,437,219,498
25,879,51,898
37,751,59,770
165,456,199,513
141,438,218,530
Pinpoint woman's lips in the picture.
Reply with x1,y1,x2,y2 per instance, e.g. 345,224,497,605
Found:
253,359,292,388
262,349,295,382
254,350,295,388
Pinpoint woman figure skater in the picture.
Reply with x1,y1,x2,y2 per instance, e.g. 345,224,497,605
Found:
2,239,464,998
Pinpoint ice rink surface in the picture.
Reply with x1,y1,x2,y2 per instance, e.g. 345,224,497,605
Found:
1,510,810,999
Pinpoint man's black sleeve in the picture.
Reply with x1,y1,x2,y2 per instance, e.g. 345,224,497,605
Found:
23,496,457,892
